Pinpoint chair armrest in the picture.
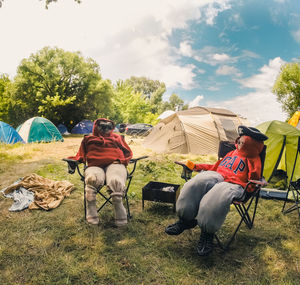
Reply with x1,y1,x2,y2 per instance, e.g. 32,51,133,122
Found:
130,156,149,163
62,158,83,175
248,178,268,187
175,161,193,181
128,156,148,176
235,178,268,203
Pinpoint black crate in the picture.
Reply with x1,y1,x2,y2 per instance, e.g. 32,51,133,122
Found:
142,181,180,212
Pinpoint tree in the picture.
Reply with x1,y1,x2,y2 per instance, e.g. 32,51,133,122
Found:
273,62,300,118
125,76,166,113
0,74,14,123
12,47,112,128
112,80,156,124
161,93,188,112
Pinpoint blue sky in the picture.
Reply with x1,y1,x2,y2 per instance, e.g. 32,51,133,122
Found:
0,0,299,125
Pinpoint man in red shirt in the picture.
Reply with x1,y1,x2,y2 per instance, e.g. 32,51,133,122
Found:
165,126,267,256
70,118,132,226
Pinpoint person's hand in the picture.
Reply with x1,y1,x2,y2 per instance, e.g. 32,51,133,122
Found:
175,160,194,170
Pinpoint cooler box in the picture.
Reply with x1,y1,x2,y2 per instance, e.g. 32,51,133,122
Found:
142,181,180,212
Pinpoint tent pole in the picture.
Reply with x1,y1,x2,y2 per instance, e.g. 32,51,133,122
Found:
282,136,300,214
268,136,286,183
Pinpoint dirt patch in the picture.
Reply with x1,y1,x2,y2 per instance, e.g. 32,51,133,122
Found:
0,136,151,189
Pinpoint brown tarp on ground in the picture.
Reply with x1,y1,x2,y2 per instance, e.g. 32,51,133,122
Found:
3,173,75,210
143,106,249,155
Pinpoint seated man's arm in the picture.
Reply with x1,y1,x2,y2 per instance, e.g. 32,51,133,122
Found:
118,136,133,165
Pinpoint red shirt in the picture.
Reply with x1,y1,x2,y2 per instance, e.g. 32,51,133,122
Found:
194,136,263,191
69,118,133,168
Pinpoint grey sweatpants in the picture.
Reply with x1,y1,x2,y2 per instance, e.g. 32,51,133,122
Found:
176,171,244,233
84,164,128,202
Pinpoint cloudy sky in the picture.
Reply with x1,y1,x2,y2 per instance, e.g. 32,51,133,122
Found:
1,0,299,125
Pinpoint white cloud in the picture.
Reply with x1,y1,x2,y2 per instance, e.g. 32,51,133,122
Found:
189,95,204,107
291,29,300,44
206,91,286,126
216,65,242,77
204,1,231,25
213,53,231,61
237,57,285,90
0,0,230,90
179,41,194,57
205,57,287,125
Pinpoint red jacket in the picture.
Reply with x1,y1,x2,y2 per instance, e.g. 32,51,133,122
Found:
69,118,133,168
194,136,264,191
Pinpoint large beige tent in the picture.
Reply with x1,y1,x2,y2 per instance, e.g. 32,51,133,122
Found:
143,106,248,155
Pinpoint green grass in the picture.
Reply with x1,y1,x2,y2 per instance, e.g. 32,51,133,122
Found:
0,141,300,284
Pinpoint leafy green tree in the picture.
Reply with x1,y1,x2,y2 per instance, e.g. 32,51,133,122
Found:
273,62,300,118
0,74,13,123
12,47,112,129
125,76,166,113
112,80,157,124
161,93,188,112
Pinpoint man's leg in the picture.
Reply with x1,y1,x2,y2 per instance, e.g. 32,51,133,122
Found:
165,171,224,235
106,163,128,227
196,182,244,256
84,166,105,225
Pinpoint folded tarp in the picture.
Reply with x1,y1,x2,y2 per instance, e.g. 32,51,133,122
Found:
2,173,75,210
260,188,290,201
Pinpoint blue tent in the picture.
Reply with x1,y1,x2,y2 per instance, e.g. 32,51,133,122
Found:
71,119,93,134
57,123,69,135
0,121,25,144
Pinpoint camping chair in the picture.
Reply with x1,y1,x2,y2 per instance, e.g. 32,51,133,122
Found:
63,156,148,220
175,140,267,250
282,178,300,218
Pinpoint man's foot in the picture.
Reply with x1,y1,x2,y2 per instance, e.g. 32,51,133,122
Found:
115,218,128,227
196,231,214,256
112,196,128,227
165,219,197,235
86,215,99,225
86,200,99,225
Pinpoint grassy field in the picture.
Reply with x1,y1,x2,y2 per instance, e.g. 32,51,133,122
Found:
0,137,299,285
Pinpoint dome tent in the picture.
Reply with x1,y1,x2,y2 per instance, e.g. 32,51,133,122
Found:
17,117,63,143
256,120,300,187
157,110,175,120
0,121,24,144
71,119,93,134
143,106,249,155
57,123,70,135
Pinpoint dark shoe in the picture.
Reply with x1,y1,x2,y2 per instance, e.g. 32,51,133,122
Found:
197,231,214,256
165,219,197,235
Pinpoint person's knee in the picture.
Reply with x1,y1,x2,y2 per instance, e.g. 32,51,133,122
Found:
107,177,125,194
85,172,103,188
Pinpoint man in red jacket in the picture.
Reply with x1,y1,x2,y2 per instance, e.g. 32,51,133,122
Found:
70,118,133,226
165,126,268,256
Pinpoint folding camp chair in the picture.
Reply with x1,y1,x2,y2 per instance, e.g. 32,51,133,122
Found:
282,178,300,218
63,156,148,220
176,140,267,250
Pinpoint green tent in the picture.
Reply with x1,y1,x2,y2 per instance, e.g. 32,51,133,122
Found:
256,120,300,187
17,117,63,143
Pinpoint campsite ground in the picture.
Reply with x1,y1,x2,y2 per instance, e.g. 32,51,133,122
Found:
0,136,300,285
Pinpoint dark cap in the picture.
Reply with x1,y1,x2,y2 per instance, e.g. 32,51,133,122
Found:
238,125,268,141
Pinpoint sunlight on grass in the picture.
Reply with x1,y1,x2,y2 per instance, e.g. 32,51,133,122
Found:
116,238,137,247
1,137,300,284
262,246,287,279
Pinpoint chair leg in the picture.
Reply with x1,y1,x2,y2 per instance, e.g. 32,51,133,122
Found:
282,187,300,217
215,195,259,251
124,192,132,219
